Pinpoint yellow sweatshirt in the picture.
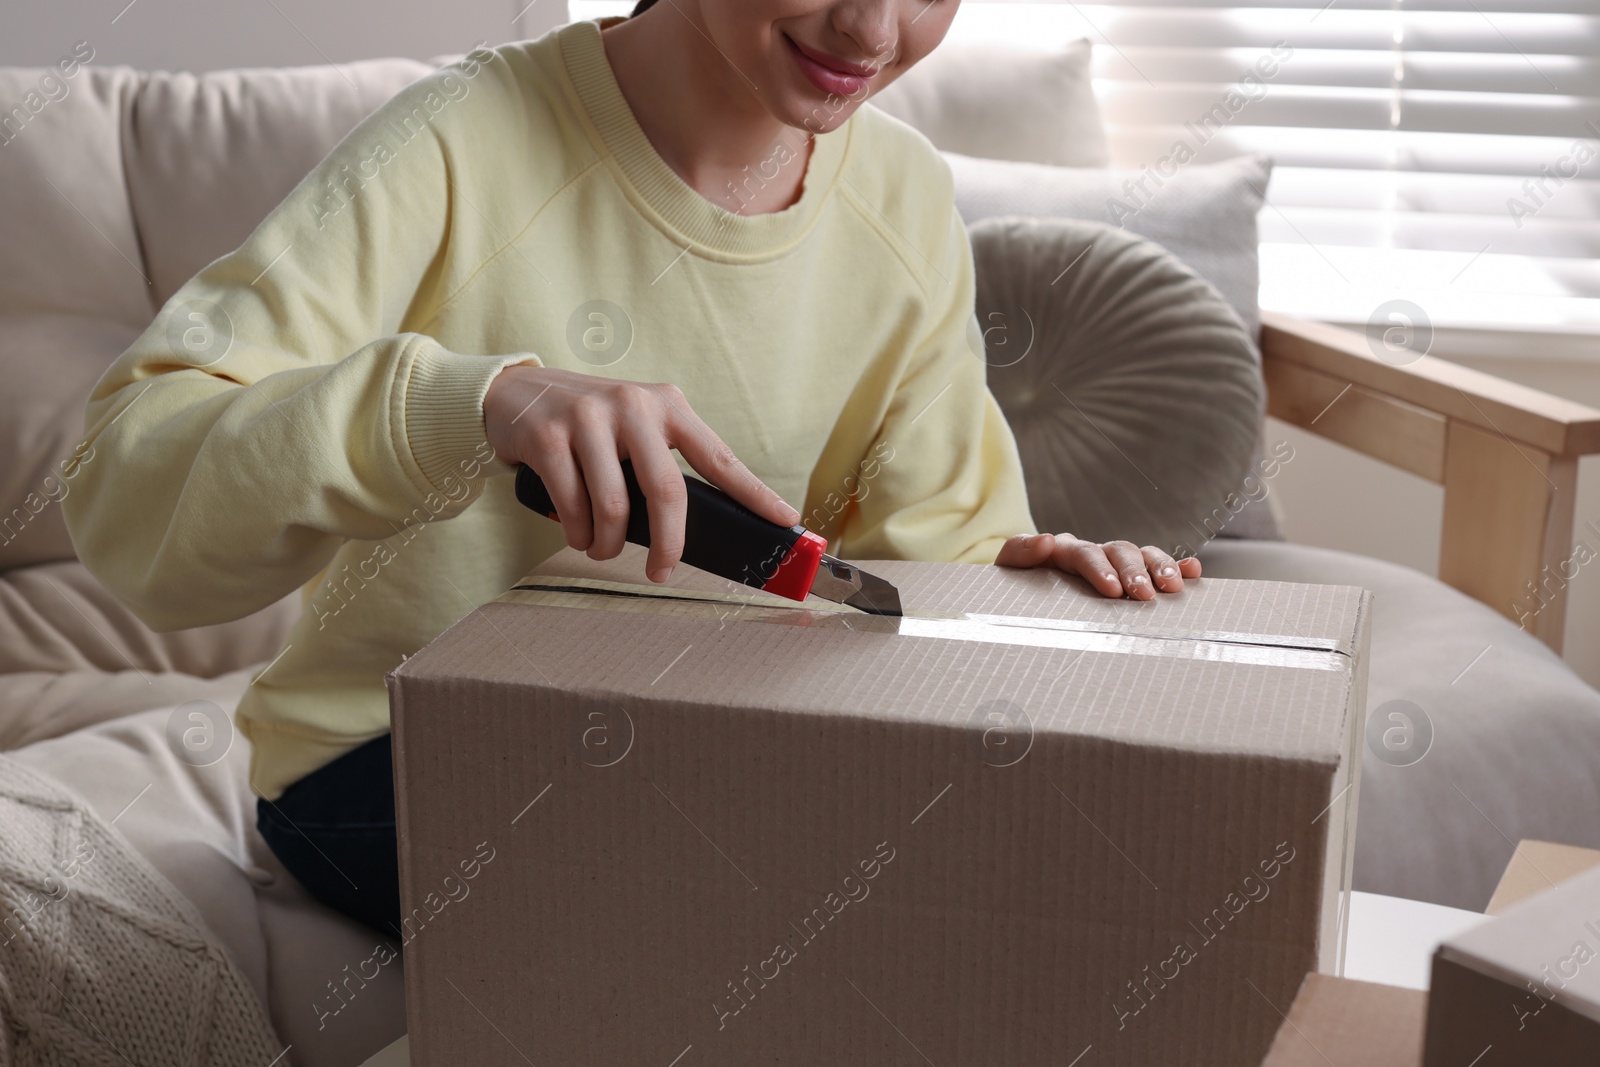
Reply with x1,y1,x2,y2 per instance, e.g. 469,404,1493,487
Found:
64,18,1037,800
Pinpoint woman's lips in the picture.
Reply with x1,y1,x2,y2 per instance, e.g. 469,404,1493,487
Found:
785,34,877,97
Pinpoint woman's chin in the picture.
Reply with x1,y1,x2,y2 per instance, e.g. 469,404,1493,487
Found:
767,86,865,135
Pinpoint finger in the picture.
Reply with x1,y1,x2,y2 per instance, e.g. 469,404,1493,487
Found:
532,448,593,552
623,429,688,581
1100,540,1154,600
995,532,1056,569
663,388,802,528
1178,555,1202,578
1141,545,1185,593
1051,538,1125,598
572,426,630,561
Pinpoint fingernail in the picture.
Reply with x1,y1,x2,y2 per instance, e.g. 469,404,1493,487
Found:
1130,574,1147,586
1158,565,1176,577
1104,572,1117,582
648,566,673,583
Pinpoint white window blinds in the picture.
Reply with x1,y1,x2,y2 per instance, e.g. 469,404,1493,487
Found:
947,0,1600,335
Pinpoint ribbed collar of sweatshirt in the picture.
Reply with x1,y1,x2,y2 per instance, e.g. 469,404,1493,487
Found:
557,18,852,259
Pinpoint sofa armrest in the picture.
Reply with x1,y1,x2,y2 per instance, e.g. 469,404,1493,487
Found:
1259,310,1600,654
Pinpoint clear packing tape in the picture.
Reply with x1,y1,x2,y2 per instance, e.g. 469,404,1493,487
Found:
502,576,1352,673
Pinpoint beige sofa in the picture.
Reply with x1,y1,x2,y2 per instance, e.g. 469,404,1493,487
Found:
0,57,433,1067
3,45,1599,1066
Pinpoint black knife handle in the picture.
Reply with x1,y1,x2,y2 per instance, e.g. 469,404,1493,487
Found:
515,460,817,592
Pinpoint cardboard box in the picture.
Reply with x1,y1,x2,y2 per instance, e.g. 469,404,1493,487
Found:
389,548,1372,1066
1486,839,1600,916
1258,974,1425,1066
1425,863,1600,1065
1263,840,1600,1066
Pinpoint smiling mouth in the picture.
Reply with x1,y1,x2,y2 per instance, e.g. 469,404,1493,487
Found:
784,33,879,97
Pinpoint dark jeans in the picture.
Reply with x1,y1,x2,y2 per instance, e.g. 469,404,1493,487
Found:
256,733,402,940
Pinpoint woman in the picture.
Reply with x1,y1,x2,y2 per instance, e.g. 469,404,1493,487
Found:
64,0,1199,937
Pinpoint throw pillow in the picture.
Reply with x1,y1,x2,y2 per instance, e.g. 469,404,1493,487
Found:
951,152,1283,540
969,217,1266,558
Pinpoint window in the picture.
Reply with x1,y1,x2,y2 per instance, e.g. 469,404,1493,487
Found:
950,1,1600,339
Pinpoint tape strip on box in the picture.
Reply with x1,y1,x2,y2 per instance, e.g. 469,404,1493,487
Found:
503,577,1350,672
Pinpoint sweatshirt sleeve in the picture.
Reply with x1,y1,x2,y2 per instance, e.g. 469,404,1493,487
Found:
63,65,539,632
832,204,1039,566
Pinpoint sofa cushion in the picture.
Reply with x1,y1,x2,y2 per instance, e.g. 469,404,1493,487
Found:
0,65,151,327
869,39,1108,168
125,59,433,306
0,560,297,680
10,702,408,1067
0,560,299,749
0,667,259,754
0,64,152,572
1196,539,1600,912
970,216,1265,556
0,315,140,571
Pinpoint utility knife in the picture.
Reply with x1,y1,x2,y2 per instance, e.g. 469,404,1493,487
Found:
515,461,903,617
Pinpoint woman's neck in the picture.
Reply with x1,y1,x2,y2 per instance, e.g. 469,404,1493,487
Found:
601,9,814,216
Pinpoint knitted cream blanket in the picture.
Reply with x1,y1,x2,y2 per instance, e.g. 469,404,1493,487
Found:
0,756,285,1066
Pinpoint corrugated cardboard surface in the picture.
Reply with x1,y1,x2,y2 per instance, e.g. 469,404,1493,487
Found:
1425,863,1600,1065
1259,974,1425,1066
1486,839,1600,915
389,549,1371,1066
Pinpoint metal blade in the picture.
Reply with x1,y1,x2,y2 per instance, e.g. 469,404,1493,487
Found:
808,555,903,617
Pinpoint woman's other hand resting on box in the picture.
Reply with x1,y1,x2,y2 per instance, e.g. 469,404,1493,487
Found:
995,533,1202,601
